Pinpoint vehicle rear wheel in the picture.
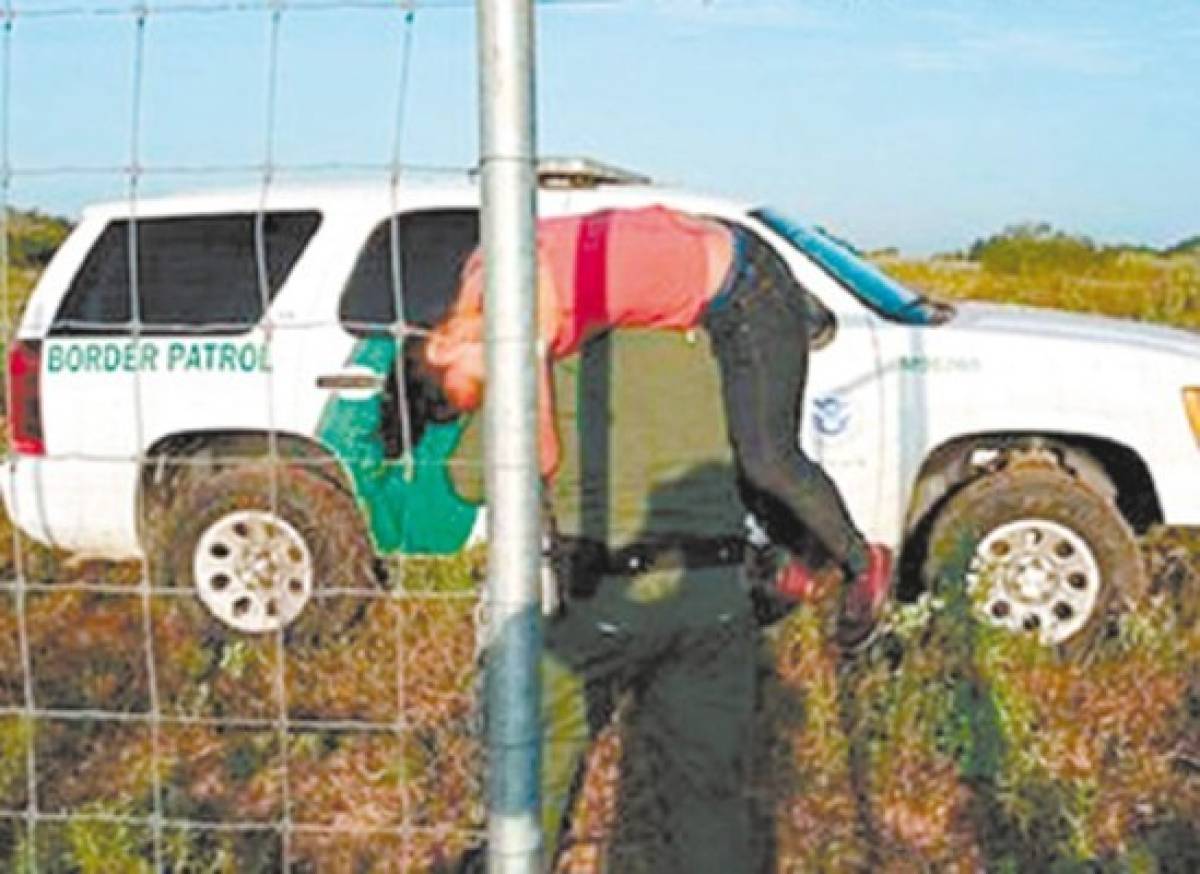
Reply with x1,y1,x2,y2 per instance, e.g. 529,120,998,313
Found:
148,463,378,639
921,463,1147,655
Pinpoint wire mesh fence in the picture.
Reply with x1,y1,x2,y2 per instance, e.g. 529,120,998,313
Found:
2,2,1200,873
0,3,493,870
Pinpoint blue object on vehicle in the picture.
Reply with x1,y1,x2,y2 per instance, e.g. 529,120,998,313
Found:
754,206,937,326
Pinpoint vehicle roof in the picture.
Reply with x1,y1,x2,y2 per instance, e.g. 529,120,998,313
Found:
79,173,759,222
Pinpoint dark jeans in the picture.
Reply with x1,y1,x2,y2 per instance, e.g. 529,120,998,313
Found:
702,232,868,576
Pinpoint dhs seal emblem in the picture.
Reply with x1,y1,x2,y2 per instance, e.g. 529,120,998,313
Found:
812,394,851,437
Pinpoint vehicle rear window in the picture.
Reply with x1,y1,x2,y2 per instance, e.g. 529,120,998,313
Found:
340,209,480,336
50,211,321,336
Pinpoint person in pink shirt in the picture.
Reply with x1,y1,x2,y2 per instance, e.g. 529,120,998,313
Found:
423,205,890,647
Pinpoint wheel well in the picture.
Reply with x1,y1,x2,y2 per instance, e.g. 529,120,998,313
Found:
896,432,1162,601
139,431,356,527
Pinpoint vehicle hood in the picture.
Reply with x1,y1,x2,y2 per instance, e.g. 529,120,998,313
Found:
942,301,1200,364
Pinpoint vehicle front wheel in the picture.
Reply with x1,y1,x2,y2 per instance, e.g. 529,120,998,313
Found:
921,463,1147,654
148,463,378,639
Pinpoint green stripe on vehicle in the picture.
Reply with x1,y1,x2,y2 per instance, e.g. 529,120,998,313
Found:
316,336,480,554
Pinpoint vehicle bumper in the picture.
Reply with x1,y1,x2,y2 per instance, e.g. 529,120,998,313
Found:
0,455,142,560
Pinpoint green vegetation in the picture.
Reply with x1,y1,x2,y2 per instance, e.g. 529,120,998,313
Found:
563,546,1200,871
878,223,1200,331
2,210,71,323
1163,236,1200,260
7,210,71,273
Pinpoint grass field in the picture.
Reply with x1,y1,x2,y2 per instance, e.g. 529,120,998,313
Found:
878,250,1200,332
1,233,1199,870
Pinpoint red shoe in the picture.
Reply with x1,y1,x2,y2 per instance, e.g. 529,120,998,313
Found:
774,558,818,602
836,543,894,650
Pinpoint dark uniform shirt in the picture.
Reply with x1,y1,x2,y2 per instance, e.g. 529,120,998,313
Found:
450,328,747,549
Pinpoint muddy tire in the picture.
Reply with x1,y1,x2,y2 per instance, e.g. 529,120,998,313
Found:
147,463,378,641
921,463,1147,656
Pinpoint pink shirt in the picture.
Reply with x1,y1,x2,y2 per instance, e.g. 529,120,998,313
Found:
456,205,733,356
437,206,734,478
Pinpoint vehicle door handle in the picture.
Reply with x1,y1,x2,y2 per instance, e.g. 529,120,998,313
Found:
316,370,386,392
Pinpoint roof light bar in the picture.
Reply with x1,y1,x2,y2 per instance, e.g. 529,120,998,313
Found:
535,156,651,189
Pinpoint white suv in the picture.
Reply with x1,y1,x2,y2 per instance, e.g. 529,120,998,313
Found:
6,160,1200,646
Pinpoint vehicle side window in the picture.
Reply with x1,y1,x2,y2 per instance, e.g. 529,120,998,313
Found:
339,209,480,336
50,212,321,336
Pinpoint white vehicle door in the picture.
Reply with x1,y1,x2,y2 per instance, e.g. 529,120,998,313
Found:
316,206,486,555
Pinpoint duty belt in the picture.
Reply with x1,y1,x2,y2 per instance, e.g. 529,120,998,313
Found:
550,535,747,599
606,536,746,574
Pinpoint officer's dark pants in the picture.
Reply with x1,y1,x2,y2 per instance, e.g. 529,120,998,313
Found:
702,235,869,576
541,564,756,873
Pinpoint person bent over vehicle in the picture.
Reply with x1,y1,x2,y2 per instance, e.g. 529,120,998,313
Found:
423,205,891,649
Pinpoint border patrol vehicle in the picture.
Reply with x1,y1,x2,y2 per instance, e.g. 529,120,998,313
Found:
6,159,1200,647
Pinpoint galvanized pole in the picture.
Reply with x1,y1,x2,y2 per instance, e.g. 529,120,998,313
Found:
476,0,542,872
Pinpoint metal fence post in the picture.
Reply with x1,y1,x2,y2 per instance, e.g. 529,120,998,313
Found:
477,0,542,872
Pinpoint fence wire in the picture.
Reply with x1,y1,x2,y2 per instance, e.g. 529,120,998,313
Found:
0,2,499,870
0,0,617,20
4,3,1200,873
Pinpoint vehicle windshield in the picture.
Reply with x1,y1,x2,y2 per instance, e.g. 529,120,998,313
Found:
752,207,947,325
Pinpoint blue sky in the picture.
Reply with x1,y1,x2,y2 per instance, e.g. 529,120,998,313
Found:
6,0,1199,254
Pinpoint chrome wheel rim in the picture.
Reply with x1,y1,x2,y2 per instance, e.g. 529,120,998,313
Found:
965,518,1101,646
193,510,314,633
